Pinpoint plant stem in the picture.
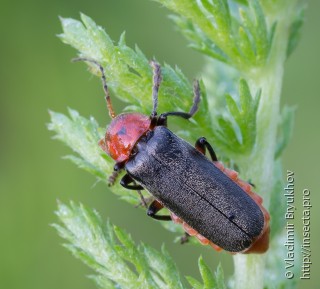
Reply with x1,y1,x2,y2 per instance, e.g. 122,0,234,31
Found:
234,254,266,289
233,3,298,288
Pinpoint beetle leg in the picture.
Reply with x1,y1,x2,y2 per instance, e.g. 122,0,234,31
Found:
157,80,201,126
136,189,149,208
147,200,172,221
120,174,144,190
195,137,218,162
135,196,154,208
180,232,191,244
248,180,256,188
120,174,148,208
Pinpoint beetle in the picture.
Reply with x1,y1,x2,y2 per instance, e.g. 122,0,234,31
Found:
74,58,270,253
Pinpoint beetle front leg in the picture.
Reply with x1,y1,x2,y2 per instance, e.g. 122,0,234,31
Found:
120,174,148,208
147,200,172,221
195,137,218,162
120,174,144,190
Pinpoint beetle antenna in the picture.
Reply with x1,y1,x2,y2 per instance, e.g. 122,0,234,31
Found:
72,57,116,119
150,61,162,118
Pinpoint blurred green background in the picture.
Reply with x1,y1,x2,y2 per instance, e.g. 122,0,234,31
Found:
0,0,318,288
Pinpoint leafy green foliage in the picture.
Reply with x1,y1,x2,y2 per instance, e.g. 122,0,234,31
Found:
212,79,261,157
48,109,141,203
54,201,184,289
186,258,225,289
59,13,213,143
54,201,226,289
60,14,200,117
48,109,110,180
154,0,276,71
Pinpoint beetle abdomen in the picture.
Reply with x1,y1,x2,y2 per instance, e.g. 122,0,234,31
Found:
126,126,265,252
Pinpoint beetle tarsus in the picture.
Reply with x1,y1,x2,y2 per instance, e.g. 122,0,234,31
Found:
180,232,190,244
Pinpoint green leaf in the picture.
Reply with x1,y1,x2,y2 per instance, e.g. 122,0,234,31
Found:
233,0,248,4
58,14,214,144
211,79,261,156
54,201,185,289
275,106,295,159
48,109,110,179
185,276,203,289
186,258,226,289
90,275,117,289
268,21,277,57
287,7,305,58
156,0,278,70
199,256,215,288
59,14,198,115
48,109,147,204
170,15,229,64
213,264,226,289
143,245,185,289
238,26,256,63
250,0,268,62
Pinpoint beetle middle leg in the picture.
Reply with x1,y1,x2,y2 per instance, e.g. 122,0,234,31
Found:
147,200,172,221
180,232,191,244
120,174,144,190
195,137,218,162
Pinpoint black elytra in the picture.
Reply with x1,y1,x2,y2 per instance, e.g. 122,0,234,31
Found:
125,126,264,252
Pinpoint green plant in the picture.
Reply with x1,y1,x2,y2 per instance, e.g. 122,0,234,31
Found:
50,1,304,288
